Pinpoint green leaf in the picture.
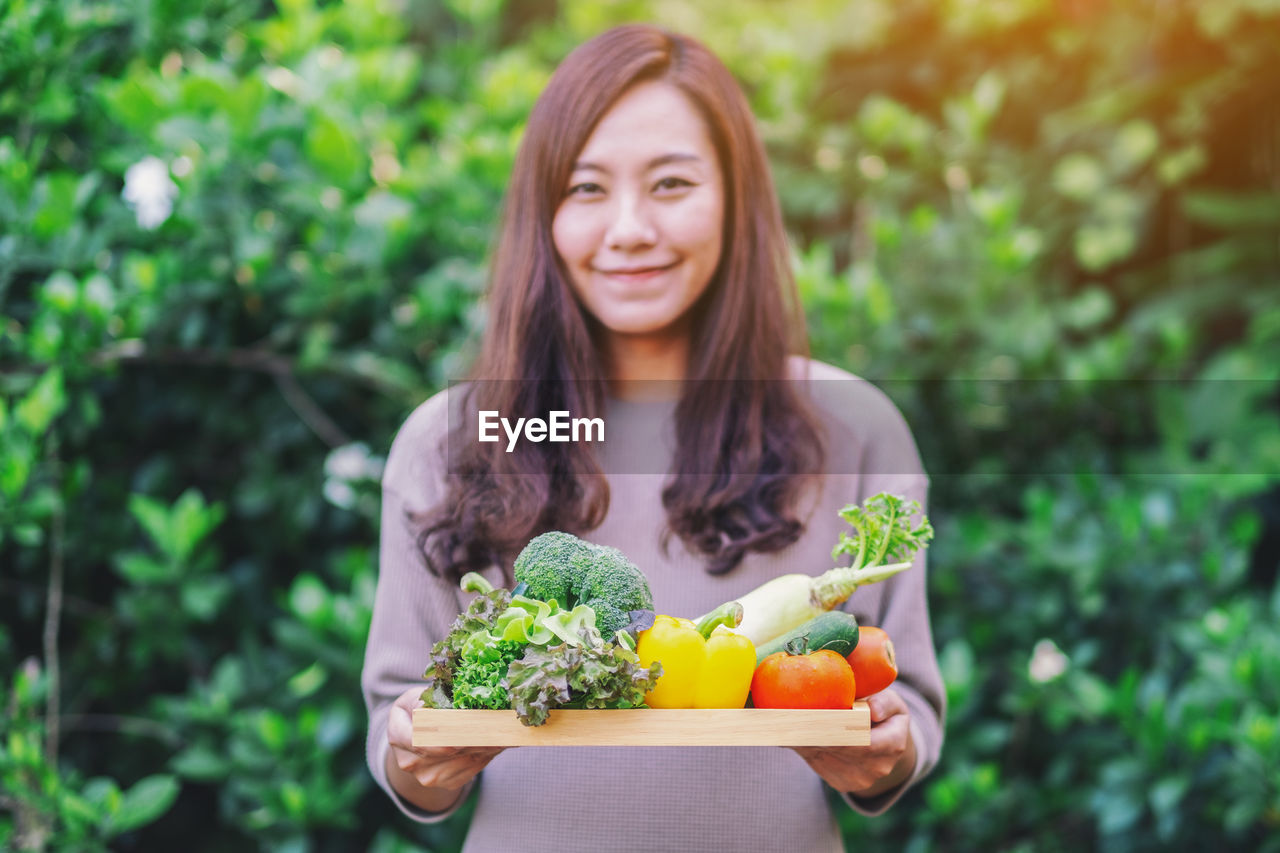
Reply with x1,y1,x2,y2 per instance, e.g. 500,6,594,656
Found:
114,551,175,585
170,488,224,561
254,710,289,752
98,77,165,134
75,171,103,210
1112,120,1158,172
82,777,122,810
316,706,353,750
972,71,1006,120
106,774,179,836
1223,799,1261,834
41,271,79,312
281,780,307,818
128,493,176,558
227,77,269,137
1157,145,1206,185
289,573,330,623
1053,153,1105,200
940,639,975,709
61,790,106,832
0,431,33,500
342,350,425,397
1069,670,1113,719
1063,287,1115,331
856,95,931,154
82,273,116,317
180,576,231,621
125,489,221,563
32,172,80,239
1095,789,1143,835
171,745,229,781
1148,775,1187,820
211,657,248,705
306,113,363,184
15,367,67,435
287,662,328,698
1075,222,1136,271
277,0,315,17
833,492,933,569
1183,191,1280,229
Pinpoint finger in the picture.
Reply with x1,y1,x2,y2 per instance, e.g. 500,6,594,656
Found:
394,685,425,709
791,746,840,779
865,715,909,756
389,709,447,753
394,746,462,776
400,749,463,780
414,764,471,790
792,749,878,793
412,745,465,761
414,752,495,789
866,688,908,723
393,742,432,773
387,712,413,748
792,746,858,776
461,746,505,761
422,749,498,769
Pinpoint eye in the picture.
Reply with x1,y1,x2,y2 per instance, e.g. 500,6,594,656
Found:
654,176,693,192
566,182,604,197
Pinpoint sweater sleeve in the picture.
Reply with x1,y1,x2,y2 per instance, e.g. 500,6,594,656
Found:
841,496,946,817
835,382,947,817
360,390,491,824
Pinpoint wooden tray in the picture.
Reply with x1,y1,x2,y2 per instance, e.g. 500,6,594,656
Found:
413,702,870,747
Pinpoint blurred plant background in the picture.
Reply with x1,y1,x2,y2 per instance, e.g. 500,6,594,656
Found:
2,0,1278,849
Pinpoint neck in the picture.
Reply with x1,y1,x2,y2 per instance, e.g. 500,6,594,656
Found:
603,333,689,401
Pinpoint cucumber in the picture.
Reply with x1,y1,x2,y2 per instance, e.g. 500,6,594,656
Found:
753,611,860,665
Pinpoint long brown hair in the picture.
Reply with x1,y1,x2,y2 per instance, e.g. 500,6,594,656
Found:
416,24,825,580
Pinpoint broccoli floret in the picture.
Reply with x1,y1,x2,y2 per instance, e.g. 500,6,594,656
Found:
568,542,654,637
513,532,654,638
512,531,583,602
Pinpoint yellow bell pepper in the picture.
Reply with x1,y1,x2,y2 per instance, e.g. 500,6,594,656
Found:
635,602,756,708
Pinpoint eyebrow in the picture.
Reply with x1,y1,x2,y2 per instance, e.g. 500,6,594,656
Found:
571,152,704,173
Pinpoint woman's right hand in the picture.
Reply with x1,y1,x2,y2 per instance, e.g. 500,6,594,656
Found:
385,685,505,811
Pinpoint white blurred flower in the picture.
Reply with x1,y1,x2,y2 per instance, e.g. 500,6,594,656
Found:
265,66,301,98
122,156,178,229
1203,608,1229,635
324,442,385,483
858,154,887,180
945,163,971,192
1028,638,1069,683
814,145,841,172
323,479,356,510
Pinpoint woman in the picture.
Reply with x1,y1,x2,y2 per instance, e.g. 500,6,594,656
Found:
362,23,944,852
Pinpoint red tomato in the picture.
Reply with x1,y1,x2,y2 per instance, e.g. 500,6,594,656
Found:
846,626,898,699
750,649,857,709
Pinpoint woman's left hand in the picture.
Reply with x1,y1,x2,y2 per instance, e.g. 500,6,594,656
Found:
791,687,916,799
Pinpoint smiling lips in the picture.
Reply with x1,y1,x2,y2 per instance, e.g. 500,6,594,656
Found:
597,261,679,281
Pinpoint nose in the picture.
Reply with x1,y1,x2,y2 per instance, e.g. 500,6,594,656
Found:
604,194,657,250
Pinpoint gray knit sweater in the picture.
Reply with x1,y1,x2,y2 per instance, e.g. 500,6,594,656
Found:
361,359,945,853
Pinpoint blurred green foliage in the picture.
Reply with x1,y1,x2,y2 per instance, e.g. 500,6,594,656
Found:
2,0,1279,850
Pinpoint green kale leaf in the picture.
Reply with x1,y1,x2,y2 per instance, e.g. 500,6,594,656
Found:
420,583,512,709
505,626,662,727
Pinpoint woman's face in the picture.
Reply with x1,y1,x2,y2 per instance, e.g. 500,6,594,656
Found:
552,80,725,349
